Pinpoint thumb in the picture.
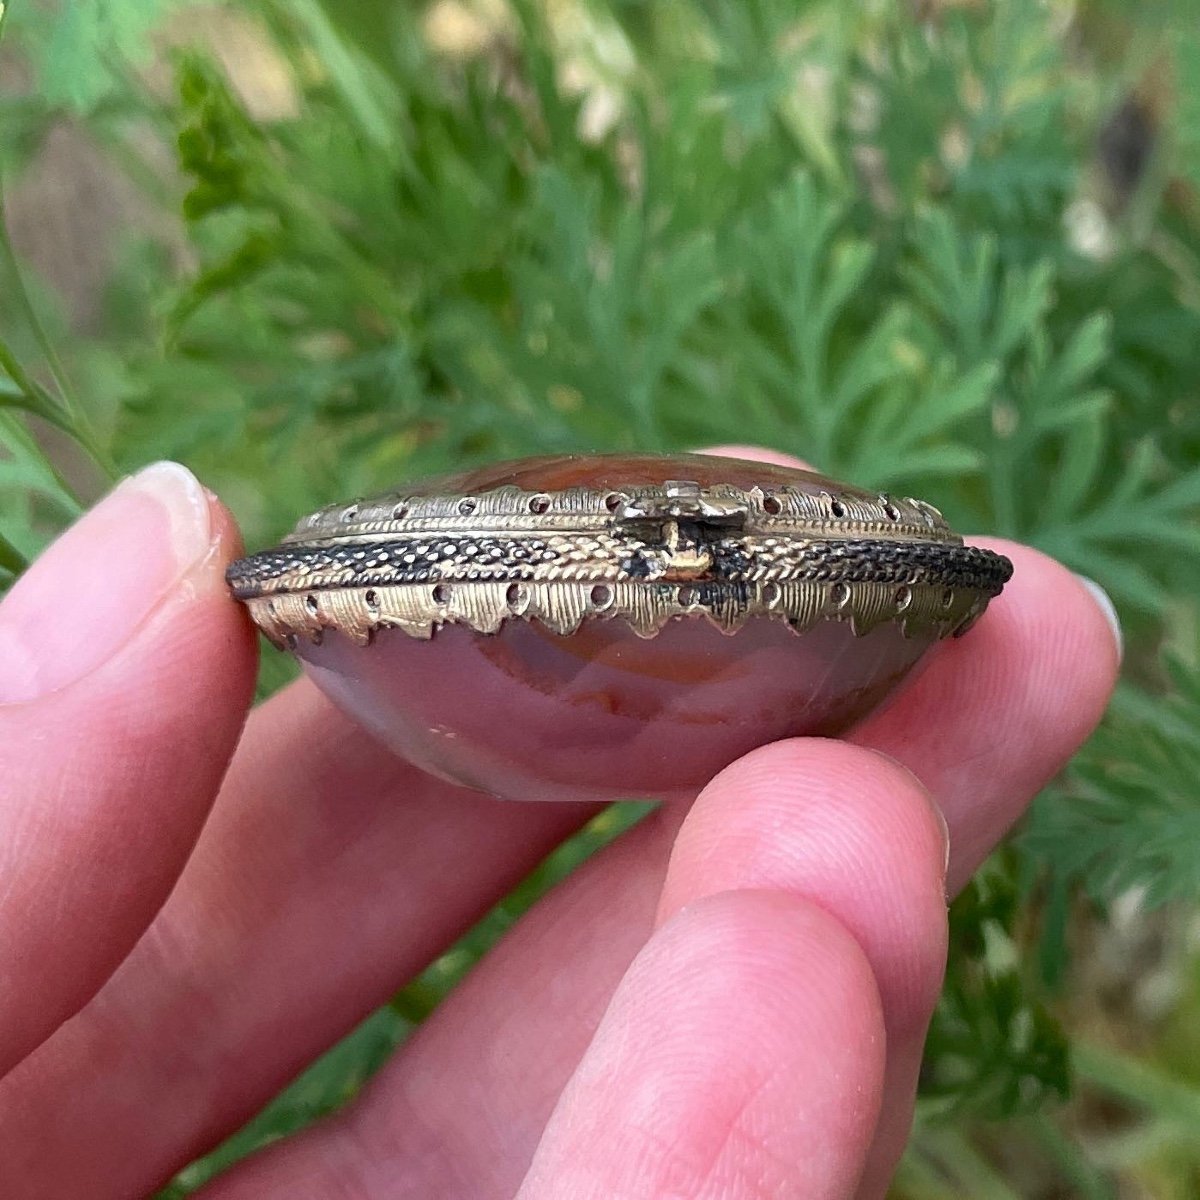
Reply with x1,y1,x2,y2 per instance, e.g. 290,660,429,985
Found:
0,463,257,1075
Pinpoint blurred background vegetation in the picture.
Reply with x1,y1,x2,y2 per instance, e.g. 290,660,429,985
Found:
3,0,1200,1194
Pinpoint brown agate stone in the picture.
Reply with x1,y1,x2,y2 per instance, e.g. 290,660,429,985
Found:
227,453,1013,802
404,453,882,498
294,615,934,803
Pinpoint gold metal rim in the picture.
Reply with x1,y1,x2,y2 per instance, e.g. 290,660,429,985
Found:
228,477,1012,644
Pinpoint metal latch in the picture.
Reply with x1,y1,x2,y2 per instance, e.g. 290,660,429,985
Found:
614,481,750,581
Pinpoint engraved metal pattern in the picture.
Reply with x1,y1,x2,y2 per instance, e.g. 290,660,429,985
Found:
228,477,1013,646
227,536,1007,596
286,483,956,544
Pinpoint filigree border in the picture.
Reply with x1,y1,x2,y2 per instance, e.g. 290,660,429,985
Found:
282,482,957,544
230,480,1011,645
241,572,997,648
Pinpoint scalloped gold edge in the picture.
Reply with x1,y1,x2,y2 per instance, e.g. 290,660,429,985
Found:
243,577,990,650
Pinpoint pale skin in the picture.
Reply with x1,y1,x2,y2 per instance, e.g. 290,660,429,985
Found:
0,447,1119,1199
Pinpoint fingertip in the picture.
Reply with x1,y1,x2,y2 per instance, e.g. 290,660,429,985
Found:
1072,572,1123,664
694,735,935,815
855,537,1120,892
954,538,1120,764
519,889,885,1200
662,738,949,1044
92,475,258,719
696,444,816,470
206,488,247,566
662,888,886,1041
975,539,1121,685
671,736,949,906
188,489,258,675
0,473,257,1072
970,537,1119,673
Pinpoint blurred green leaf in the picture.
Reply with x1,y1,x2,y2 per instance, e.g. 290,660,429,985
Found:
0,410,79,571
1025,662,1200,908
17,0,183,113
922,863,1071,1121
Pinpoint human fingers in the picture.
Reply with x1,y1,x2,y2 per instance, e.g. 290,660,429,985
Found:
203,890,887,1200
518,891,885,1200
704,446,1120,892
199,740,944,1198
193,456,1117,1196
0,463,256,1076
2,451,1117,1197
709,449,1120,1185
658,740,948,1199
700,443,817,469
851,537,1119,894
0,674,594,1196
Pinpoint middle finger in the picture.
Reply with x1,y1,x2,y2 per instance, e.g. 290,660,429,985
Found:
201,538,1118,1198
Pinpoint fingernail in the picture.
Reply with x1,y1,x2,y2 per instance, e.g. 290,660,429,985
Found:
1073,573,1123,664
933,799,950,883
0,462,214,704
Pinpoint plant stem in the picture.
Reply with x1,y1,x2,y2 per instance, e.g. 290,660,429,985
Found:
1019,1115,1115,1200
0,188,76,414
1073,1040,1200,1127
893,1147,972,1200
1088,1117,1193,1171
0,529,27,576
0,183,118,482
0,368,65,431
914,1127,1025,1200
0,348,108,502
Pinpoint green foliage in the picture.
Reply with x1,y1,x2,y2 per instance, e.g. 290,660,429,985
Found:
6,0,183,113
0,409,78,583
1173,21,1200,194
4,0,1200,1194
1025,661,1200,909
923,864,1070,1121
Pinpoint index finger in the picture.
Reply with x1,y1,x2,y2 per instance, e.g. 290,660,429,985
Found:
700,446,1121,889
199,484,1121,1198
852,536,1119,893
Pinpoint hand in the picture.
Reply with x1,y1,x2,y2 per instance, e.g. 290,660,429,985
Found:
0,449,1119,1199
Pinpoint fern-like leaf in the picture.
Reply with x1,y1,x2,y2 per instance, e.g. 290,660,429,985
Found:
1024,664,1200,908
